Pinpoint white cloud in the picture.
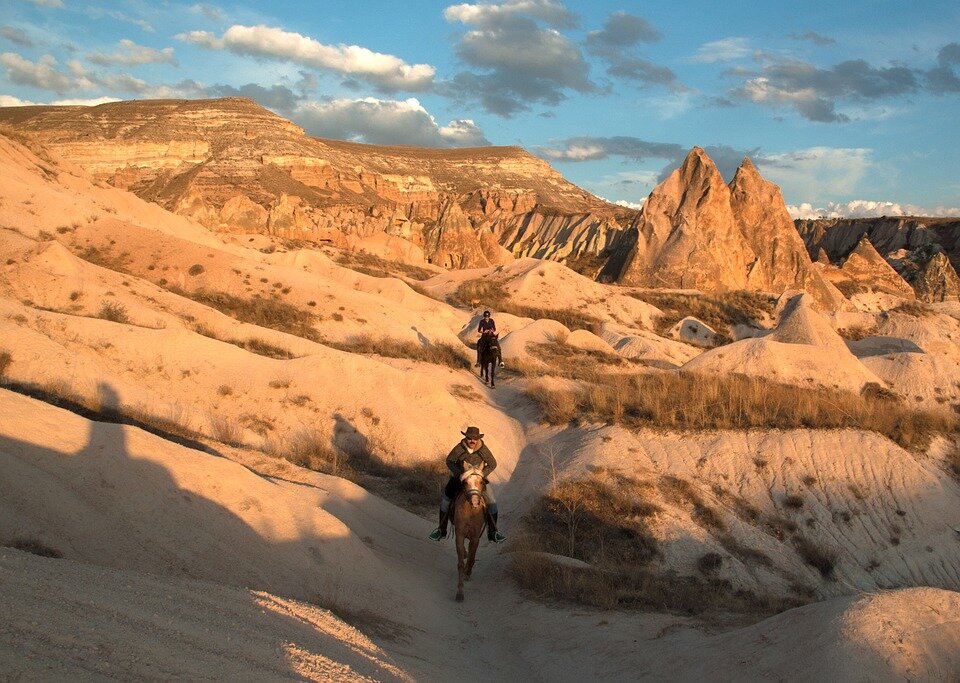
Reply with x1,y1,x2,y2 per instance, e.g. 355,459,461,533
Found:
758,146,873,199
87,39,177,66
690,37,751,64
294,97,489,147
614,199,644,210
0,94,120,107
0,52,88,92
177,25,435,91
788,200,960,219
31,0,64,7
541,143,606,160
189,4,224,22
444,1,577,29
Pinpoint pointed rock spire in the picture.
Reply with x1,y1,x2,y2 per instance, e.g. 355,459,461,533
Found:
840,235,915,298
913,251,960,302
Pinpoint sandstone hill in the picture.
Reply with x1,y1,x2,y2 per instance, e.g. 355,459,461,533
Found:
0,97,631,270
797,216,960,303
2,114,960,680
599,148,845,309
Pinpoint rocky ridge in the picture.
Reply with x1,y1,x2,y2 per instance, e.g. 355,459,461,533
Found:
0,97,631,270
599,148,844,309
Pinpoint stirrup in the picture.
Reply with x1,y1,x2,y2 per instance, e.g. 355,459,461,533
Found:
429,528,446,541
488,531,506,543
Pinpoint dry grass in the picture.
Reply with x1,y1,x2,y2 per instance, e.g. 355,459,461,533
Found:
4,537,63,559
946,441,960,484
323,334,470,369
450,277,601,332
0,350,11,380
629,290,776,340
191,323,295,359
520,341,642,381
176,288,321,341
510,469,803,614
836,324,877,341
526,371,955,451
331,250,435,281
892,301,934,318
208,413,243,447
97,300,130,324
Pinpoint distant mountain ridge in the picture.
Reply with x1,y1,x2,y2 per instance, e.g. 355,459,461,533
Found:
0,97,631,270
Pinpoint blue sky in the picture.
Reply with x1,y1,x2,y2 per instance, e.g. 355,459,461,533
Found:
2,0,959,217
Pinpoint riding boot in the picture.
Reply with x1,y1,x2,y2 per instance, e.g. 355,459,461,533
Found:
429,506,450,541
485,508,506,543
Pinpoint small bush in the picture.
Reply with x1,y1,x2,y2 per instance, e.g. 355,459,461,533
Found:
97,300,130,323
217,385,233,396
793,536,837,579
782,494,805,510
209,413,243,446
697,552,723,575
5,537,63,558
188,264,205,276
0,350,11,379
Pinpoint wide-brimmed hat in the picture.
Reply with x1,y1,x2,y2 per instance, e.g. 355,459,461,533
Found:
461,426,484,439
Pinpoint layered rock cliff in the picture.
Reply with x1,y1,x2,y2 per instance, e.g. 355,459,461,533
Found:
0,97,630,268
600,148,844,308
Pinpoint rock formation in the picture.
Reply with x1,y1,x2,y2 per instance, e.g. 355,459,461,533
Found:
0,97,630,270
836,235,916,299
600,148,843,309
913,251,960,302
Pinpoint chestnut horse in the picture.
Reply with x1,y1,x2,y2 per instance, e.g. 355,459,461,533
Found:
453,464,487,602
478,333,502,388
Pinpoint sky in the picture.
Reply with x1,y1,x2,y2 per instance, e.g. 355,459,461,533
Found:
2,0,959,218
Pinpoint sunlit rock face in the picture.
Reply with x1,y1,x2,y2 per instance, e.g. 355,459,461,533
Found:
600,148,842,309
913,251,960,302
0,97,630,269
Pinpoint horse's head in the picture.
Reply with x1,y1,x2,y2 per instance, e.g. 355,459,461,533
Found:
460,464,486,509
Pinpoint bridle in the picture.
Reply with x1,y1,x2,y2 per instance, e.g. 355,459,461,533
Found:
460,465,486,509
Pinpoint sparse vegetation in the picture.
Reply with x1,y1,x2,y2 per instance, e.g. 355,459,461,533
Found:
836,324,877,341
331,250,435,281
322,334,471,370
209,413,243,447
892,301,934,317
97,300,130,323
190,323,296,359
176,288,320,342
0,350,11,380
450,277,601,332
526,370,956,451
511,469,802,614
4,537,63,559
630,290,777,340
792,535,837,579
188,264,205,276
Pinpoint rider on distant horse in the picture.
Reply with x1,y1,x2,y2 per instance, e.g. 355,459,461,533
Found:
475,310,496,367
429,426,506,543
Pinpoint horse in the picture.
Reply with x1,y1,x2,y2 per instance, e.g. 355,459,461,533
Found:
453,464,487,602
478,333,502,388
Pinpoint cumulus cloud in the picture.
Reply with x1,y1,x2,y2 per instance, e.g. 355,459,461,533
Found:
0,94,120,106
788,31,836,46
189,4,224,22
294,97,490,147
787,200,960,219
586,11,660,48
728,55,925,122
176,25,435,92
538,136,757,182
758,146,873,199
444,0,578,29
441,0,594,115
927,42,960,94
1,26,33,47
87,39,177,66
690,38,751,64
208,83,301,112
0,52,85,92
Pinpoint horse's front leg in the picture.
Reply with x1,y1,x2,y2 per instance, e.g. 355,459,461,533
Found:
465,532,479,579
455,532,466,602
489,360,495,388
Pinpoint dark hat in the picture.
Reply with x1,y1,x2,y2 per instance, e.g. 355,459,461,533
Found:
461,426,484,439
483,310,491,316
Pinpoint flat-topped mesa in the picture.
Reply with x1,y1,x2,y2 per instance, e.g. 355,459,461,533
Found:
0,96,627,268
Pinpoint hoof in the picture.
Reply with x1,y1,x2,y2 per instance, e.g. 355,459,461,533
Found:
456,592,464,602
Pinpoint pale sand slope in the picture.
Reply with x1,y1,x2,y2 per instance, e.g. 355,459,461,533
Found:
4,389,960,681
1,549,410,682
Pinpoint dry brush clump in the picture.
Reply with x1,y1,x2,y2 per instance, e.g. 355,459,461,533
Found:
323,334,471,370
520,341,642,381
96,300,130,324
0,350,11,380
332,250,435,281
630,290,776,340
527,371,955,451
510,469,801,614
451,277,601,332
175,288,321,342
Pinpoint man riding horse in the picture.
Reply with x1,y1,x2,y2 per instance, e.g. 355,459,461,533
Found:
475,310,496,367
429,426,506,543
